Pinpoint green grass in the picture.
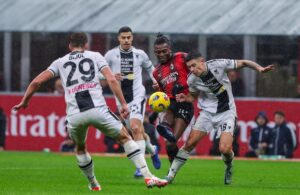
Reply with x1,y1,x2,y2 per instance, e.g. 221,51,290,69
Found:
0,152,300,195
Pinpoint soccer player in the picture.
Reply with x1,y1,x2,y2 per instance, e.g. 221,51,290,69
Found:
152,34,193,163
104,26,161,177
12,32,167,190
165,51,274,185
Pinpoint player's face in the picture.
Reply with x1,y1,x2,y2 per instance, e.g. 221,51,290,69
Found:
118,32,133,51
186,58,206,76
154,43,171,63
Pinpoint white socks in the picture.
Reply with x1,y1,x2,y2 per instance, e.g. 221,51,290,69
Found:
167,148,190,178
76,153,95,182
145,134,156,155
123,140,153,178
136,140,146,156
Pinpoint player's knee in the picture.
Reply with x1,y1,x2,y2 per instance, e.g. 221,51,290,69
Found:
130,124,142,135
115,127,131,144
166,142,177,151
219,143,232,154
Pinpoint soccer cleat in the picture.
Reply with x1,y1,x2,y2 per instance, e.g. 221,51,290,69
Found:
156,124,176,143
144,176,168,188
224,162,233,185
151,145,161,169
88,179,101,191
134,168,143,178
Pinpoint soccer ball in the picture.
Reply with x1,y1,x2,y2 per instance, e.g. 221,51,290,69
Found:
148,92,170,112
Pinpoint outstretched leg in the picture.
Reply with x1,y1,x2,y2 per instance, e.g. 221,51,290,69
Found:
166,130,207,183
116,126,168,188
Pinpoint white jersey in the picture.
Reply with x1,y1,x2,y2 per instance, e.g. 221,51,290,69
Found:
187,59,237,115
48,50,108,115
104,46,153,104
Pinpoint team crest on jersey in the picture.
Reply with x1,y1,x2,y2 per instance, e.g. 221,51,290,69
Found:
213,69,219,74
135,54,139,59
116,55,120,59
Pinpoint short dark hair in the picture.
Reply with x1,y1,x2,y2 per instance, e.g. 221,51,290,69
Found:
154,33,171,46
185,51,202,63
69,32,88,47
118,26,132,34
274,111,285,117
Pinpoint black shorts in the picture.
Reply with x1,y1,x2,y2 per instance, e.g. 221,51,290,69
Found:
168,99,194,124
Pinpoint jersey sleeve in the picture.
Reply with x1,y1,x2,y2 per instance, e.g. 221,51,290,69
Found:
221,59,237,71
96,52,108,71
187,76,197,93
47,58,60,77
141,50,153,69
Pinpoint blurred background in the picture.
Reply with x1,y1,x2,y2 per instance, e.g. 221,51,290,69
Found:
0,0,299,158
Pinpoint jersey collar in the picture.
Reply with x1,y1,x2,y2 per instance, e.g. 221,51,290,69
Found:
119,46,133,53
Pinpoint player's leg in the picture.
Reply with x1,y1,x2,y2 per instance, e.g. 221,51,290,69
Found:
166,111,211,183
94,107,167,188
166,102,194,163
144,132,161,169
219,132,234,185
130,118,146,177
165,117,188,163
129,98,161,172
166,130,207,183
66,115,101,191
217,111,236,185
115,126,167,188
156,109,176,143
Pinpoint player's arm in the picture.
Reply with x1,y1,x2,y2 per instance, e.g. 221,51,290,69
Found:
141,51,160,90
236,60,275,73
101,67,129,119
151,69,161,91
13,70,54,111
176,91,199,103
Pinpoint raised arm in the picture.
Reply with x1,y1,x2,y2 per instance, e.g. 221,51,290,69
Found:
236,60,275,73
13,70,54,111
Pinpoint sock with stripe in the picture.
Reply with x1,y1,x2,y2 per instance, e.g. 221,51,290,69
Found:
167,148,190,178
76,153,96,183
136,140,146,156
221,151,234,165
123,140,153,178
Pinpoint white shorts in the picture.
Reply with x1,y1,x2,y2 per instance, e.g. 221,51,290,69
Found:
66,106,123,146
120,97,146,126
193,110,237,138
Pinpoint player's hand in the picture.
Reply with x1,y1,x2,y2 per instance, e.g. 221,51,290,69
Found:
258,64,275,73
176,93,186,102
152,81,160,91
114,73,124,81
12,101,28,111
119,103,129,119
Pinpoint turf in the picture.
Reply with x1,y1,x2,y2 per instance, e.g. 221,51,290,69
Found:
0,152,299,195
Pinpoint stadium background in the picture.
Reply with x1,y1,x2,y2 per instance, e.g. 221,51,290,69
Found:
0,0,300,157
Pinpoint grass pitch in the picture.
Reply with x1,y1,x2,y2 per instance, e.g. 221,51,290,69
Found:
0,151,299,195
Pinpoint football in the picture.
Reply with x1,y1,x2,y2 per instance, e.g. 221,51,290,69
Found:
148,92,170,112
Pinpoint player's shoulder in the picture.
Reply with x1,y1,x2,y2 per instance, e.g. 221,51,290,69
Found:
132,47,147,56
105,46,119,56
187,72,196,84
174,52,187,58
